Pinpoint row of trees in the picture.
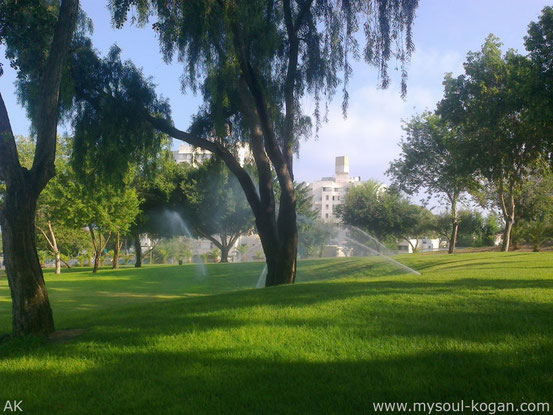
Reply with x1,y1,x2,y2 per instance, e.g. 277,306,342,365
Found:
11,134,262,271
388,9,553,253
337,180,502,252
10,133,331,277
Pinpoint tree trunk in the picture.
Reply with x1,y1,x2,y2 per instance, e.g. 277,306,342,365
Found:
134,232,142,268
448,196,459,254
262,236,297,286
259,190,298,287
448,221,459,254
502,217,513,252
220,246,230,263
0,0,78,337
93,252,100,273
55,252,61,274
0,191,55,337
61,258,72,269
112,231,121,269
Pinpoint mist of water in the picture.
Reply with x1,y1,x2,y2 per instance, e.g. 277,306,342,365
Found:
256,265,268,288
161,210,208,278
297,215,420,275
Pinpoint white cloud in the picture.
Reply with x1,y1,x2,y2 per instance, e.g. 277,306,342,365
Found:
294,47,464,187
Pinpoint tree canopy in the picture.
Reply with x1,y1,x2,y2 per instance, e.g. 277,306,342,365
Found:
172,158,255,262
438,35,544,251
388,111,477,253
68,0,419,286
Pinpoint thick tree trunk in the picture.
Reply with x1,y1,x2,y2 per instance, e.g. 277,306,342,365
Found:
502,217,513,252
133,233,142,268
257,191,298,287
261,231,298,286
1,191,55,337
220,246,230,263
0,0,78,337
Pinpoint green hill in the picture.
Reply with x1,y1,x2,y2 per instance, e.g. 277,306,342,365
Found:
1,253,552,414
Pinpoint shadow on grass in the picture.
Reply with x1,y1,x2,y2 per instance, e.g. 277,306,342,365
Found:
4,277,553,351
0,342,551,414
1,265,553,414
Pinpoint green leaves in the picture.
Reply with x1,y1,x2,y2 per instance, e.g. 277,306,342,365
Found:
171,157,255,242
337,180,435,243
387,111,477,208
71,46,170,185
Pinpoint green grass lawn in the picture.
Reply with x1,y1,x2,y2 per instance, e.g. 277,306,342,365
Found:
1,252,552,414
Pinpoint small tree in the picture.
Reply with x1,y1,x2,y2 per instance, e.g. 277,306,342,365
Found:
237,244,249,262
338,181,435,251
61,180,140,273
516,168,553,251
173,158,255,263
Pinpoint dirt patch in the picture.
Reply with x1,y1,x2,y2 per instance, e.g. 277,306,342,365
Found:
49,328,88,343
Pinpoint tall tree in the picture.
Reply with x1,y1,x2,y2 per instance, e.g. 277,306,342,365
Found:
0,0,79,336
388,112,477,253
525,6,553,153
76,0,418,286
515,168,553,251
439,35,544,251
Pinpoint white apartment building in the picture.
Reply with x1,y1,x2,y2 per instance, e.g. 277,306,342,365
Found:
172,143,213,166
310,156,362,222
172,143,250,167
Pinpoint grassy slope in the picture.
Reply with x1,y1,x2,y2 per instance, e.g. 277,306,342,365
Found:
0,253,552,414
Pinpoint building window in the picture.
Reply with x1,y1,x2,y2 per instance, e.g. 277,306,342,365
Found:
325,213,329,218
326,204,329,209
326,195,329,200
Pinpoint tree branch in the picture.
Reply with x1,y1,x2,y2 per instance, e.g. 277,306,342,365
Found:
0,93,22,183
196,229,224,251
145,114,262,215
237,78,276,214
36,224,55,252
31,0,80,191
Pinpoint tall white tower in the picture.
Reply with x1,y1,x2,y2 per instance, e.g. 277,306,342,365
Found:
335,156,349,183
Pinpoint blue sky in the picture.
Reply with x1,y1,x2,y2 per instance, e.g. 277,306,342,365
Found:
1,0,550,187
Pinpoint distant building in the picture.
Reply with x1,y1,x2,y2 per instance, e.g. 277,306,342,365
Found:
398,238,440,254
169,142,260,262
172,142,250,167
172,143,213,166
309,156,362,223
